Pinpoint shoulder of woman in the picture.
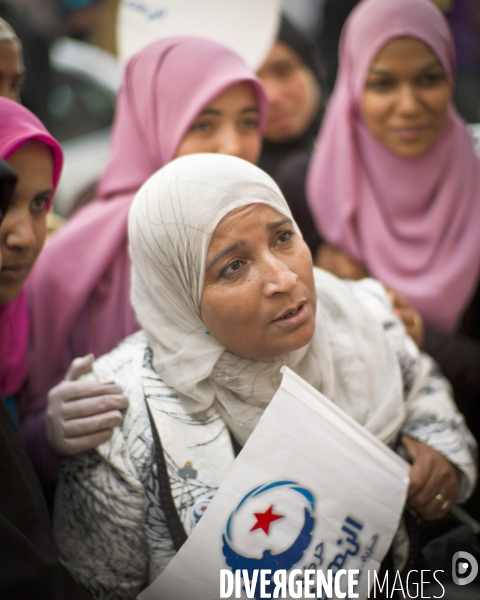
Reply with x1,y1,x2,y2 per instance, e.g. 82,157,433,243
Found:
84,330,157,481
314,269,392,318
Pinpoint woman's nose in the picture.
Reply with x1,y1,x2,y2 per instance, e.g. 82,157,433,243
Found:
396,84,422,116
216,124,243,158
263,254,298,295
3,210,37,251
263,79,283,108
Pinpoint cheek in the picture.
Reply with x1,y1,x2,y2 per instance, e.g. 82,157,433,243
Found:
283,76,305,110
430,88,451,120
33,216,47,258
175,136,205,159
361,94,392,135
202,284,256,327
201,283,261,350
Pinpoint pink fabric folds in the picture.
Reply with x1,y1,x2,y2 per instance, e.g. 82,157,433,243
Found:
26,37,267,416
0,98,63,206
0,98,62,397
306,0,480,332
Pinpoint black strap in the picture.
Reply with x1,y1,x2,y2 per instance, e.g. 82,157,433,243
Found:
228,430,243,457
146,403,187,552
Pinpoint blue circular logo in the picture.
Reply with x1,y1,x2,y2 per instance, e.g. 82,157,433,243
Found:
222,481,315,597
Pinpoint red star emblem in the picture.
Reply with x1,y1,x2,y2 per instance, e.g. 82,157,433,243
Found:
250,505,284,535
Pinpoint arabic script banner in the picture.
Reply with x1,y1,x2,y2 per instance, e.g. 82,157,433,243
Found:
117,0,280,70
139,368,410,600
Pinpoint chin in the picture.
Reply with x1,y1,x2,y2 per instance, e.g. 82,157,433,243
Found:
389,138,435,159
0,285,23,306
275,324,316,358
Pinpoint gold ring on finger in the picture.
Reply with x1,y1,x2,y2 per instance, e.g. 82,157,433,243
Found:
435,494,450,511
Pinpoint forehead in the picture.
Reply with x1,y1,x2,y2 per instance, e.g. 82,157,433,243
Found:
6,140,53,183
370,37,440,70
259,41,303,73
210,203,287,246
205,81,257,110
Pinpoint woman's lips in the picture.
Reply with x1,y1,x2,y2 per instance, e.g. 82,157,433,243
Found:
392,126,428,140
269,111,293,127
272,301,309,328
0,263,31,282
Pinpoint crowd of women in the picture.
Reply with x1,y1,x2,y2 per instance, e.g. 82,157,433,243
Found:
1,0,479,598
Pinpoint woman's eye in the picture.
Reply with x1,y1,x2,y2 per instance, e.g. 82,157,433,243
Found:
31,196,48,212
221,259,244,277
273,63,295,79
241,118,259,130
419,73,445,87
367,79,394,91
276,230,294,245
191,121,212,133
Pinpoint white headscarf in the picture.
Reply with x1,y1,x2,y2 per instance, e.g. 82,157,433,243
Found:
129,154,405,445
0,18,18,43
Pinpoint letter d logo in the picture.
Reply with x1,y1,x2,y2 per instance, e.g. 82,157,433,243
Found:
452,551,478,586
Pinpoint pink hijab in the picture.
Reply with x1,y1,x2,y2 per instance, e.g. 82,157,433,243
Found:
0,98,62,397
306,0,480,332
26,37,267,412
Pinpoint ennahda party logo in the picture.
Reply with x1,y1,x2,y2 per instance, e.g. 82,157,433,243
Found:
222,481,315,599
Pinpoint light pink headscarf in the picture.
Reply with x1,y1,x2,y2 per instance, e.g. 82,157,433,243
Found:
306,0,480,332
0,98,62,397
25,37,267,435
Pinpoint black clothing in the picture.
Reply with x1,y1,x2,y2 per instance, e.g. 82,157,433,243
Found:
273,149,322,255
317,0,360,92
423,283,480,521
0,400,94,599
276,14,324,83
0,160,16,222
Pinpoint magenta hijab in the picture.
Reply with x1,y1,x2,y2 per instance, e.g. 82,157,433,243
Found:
0,98,62,397
306,0,480,332
26,37,267,411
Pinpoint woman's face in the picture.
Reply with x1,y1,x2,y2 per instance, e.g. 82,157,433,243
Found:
0,40,24,102
175,81,261,164
0,140,53,305
257,41,320,143
201,204,316,361
360,37,451,158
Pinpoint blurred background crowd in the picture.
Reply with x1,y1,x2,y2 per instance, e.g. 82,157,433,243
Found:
2,0,480,220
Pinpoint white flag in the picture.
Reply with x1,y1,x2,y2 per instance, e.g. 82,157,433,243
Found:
139,367,409,600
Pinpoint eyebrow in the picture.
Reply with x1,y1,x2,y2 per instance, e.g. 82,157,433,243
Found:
197,106,259,118
267,217,292,231
206,240,247,270
206,218,293,270
369,59,443,76
12,188,53,200
198,108,222,116
241,106,260,114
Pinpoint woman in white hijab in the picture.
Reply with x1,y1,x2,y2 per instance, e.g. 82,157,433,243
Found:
54,154,476,600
